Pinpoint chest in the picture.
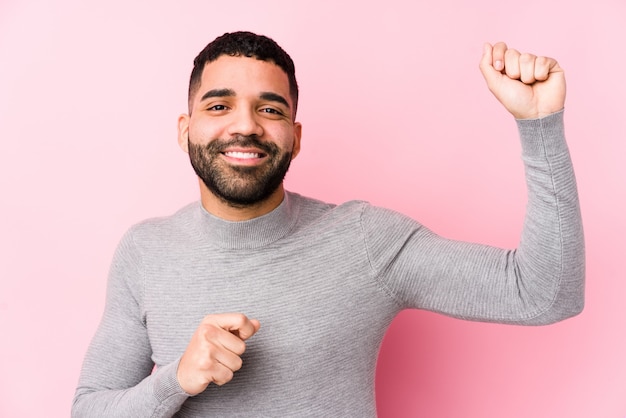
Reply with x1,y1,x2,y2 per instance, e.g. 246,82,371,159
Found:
142,239,397,368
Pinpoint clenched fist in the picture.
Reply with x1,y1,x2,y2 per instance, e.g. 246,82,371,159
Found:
177,313,261,395
479,42,566,119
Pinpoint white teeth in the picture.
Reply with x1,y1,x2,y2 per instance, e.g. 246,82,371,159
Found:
224,151,260,159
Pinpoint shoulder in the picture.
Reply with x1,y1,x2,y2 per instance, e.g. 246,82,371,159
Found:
286,191,367,224
287,191,419,234
123,201,201,246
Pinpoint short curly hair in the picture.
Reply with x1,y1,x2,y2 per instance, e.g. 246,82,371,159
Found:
188,31,298,118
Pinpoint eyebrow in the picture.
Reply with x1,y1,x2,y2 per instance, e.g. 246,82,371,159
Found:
200,88,236,102
199,89,290,110
259,92,290,110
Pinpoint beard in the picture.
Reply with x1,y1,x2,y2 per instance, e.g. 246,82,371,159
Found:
188,134,293,208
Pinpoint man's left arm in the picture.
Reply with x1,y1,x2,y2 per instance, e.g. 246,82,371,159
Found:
363,43,584,324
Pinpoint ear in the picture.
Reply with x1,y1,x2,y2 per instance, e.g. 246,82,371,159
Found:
290,122,302,160
177,113,190,153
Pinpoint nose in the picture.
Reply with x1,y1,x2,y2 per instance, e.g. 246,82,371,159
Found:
227,107,264,137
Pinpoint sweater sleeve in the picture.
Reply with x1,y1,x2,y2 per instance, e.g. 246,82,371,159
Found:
363,110,585,325
72,230,189,417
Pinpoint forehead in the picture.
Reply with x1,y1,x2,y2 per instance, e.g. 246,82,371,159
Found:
197,55,291,101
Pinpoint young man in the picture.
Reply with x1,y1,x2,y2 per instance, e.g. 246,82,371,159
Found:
72,31,584,417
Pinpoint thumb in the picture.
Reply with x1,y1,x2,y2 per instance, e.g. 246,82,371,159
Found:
238,319,261,341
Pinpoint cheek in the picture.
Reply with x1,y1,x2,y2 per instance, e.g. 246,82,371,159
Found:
189,117,225,142
267,126,297,150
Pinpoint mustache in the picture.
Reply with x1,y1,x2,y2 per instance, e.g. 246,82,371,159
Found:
204,135,277,155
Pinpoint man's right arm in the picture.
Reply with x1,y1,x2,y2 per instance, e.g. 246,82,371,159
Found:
72,230,260,417
72,231,189,417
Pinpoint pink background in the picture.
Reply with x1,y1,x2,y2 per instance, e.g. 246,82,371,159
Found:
1,1,624,417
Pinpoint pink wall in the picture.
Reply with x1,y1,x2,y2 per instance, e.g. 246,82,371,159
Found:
1,1,624,416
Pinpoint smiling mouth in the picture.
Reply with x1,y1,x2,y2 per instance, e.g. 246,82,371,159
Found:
222,151,265,160
223,151,265,159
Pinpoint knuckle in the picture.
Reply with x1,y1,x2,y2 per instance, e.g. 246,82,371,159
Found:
233,312,247,325
197,350,219,369
215,369,234,385
536,56,550,67
201,314,215,323
197,356,213,370
202,324,220,339
233,340,246,356
504,48,518,59
233,357,244,371
521,75,534,84
505,65,521,78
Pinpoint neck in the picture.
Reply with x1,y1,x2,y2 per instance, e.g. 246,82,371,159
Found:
198,179,286,221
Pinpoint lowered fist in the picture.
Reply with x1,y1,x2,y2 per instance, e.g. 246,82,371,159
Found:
177,313,261,395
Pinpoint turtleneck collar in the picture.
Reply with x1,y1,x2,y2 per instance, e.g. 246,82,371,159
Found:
195,191,299,250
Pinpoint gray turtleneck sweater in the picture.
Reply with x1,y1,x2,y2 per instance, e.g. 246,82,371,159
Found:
72,111,584,417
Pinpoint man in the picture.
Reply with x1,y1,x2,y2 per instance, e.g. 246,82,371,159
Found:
72,31,584,417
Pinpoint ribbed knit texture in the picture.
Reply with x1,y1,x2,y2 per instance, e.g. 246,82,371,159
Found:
73,110,584,417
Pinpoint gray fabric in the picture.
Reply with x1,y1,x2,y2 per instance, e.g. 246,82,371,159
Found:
72,110,584,417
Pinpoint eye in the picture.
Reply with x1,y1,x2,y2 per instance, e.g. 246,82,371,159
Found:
260,107,285,116
208,104,229,111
